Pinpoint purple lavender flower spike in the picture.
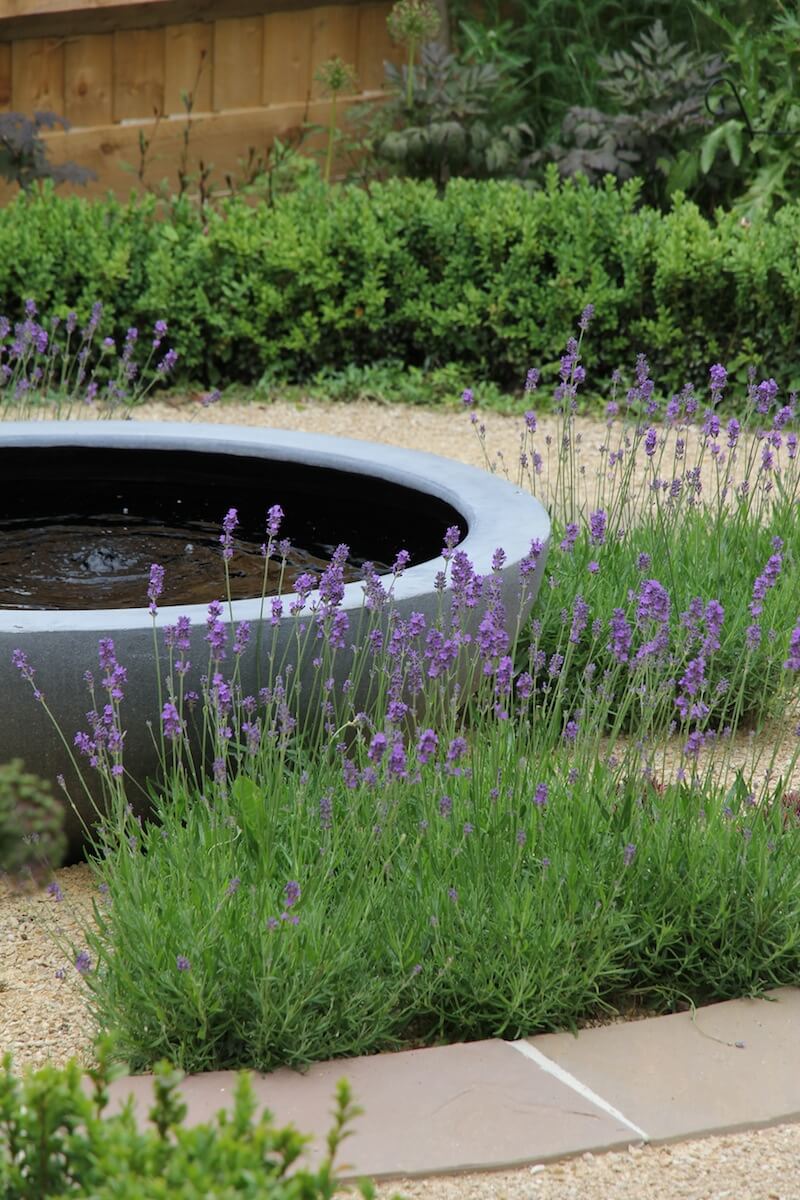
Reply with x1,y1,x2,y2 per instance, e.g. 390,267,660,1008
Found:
233,621,251,655
156,348,178,376
519,538,544,580
784,619,800,671
515,672,533,699
570,595,589,645
709,363,727,395
589,509,607,546
679,656,706,697
637,579,670,626
755,378,778,414
206,600,227,659
727,418,740,449
12,649,35,683
559,523,579,554
447,736,468,763
147,563,165,616
388,733,408,778
749,552,783,618
746,623,762,649
392,549,411,575
319,791,333,829
442,525,462,558
266,504,284,537
161,701,183,741
608,608,632,664
416,728,438,764
525,369,539,394
220,508,238,561
368,732,387,764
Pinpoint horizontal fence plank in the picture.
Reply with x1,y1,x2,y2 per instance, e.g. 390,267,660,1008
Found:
64,33,113,127
0,91,382,200
0,0,362,42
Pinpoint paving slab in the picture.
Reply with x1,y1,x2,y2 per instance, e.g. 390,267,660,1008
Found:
527,987,800,1142
105,1039,635,1179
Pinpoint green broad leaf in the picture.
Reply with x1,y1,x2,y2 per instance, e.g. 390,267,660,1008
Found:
724,123,743,166
231,774,265,841
700,123,729,174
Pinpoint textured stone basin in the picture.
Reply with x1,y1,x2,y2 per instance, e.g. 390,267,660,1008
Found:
0,422,551,849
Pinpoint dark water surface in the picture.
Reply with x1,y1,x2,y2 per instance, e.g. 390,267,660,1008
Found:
0,446,462,611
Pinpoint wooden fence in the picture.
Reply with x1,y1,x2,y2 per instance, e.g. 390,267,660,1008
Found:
0,0,403,197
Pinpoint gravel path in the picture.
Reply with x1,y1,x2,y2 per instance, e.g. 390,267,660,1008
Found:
3,394,799,1198
379,1126,800,1200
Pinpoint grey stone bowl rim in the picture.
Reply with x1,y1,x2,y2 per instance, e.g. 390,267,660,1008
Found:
0,420,550,633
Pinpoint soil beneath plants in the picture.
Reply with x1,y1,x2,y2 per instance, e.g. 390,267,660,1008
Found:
3,395,799,1198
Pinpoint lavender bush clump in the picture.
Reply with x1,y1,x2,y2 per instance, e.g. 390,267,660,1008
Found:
15,319,800,1075
0,301,178,418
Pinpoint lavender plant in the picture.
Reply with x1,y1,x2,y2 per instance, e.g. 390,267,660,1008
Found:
478,318,800,735
14,318,800,1073
0,300,179,418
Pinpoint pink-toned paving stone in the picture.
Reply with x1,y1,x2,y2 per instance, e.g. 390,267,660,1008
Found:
527,987,800,1143
103,1039,635,1179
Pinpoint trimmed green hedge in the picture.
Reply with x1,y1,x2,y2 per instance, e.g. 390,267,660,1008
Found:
0,1045,372,1200
4,169,800,392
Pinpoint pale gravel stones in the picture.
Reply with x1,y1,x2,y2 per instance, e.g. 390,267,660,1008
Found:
0,862,98,1071
378,1124,800,1200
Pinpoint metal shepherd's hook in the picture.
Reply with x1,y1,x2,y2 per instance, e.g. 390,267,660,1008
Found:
704,75,795,139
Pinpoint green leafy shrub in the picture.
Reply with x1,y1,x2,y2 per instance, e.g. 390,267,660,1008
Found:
543,21,723,209
7,175,800,394
0,1039,373,1199
694,3,800,217
0,758,66,885
451,0,741,140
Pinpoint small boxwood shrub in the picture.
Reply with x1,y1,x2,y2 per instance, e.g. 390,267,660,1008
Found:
3,171,800,393
0,759,66,887
0,1039,374,1200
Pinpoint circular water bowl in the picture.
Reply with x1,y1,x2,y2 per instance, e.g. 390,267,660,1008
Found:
0,422,550,849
